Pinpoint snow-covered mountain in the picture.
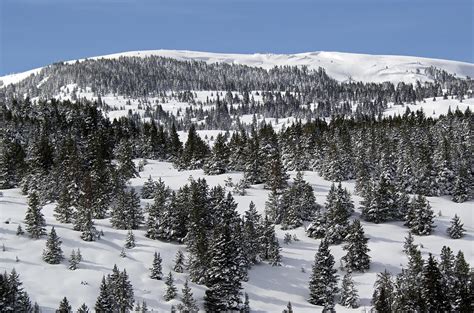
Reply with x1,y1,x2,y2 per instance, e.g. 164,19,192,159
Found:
2,49,474,86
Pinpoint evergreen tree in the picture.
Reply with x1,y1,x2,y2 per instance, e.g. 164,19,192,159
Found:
74,175,97,242
438,246,456,311
340,271,359,308
282,301,293,313
306,211,327,239
203,133,229,175
453,251,472,312
24,190,46,239
124,230,136,249
164,272,177,301
421,254,444,312
58,297,72,313
243,130,264,184
268,237,282,266
150,252,163,280
402,232,417,256
114,269,135,312
111,188,143,230
324,182,352,244
140,176,157,199
42,227,64,264
361,175,396,223
179,124,210,170
0,269,32,312
446,214,465,239
372,270,394,313
178,279,198,313
69,249,78,270
95,276,114,312
204,221,242,311
16,224,24,236
242,292,250,313
342,220,371,272
451,164,470,203
115,139,138,182
405,194,436,235
54,184,75,224
173,250,185,273
242,201,263,265
308,239,338,310
76,303,89,313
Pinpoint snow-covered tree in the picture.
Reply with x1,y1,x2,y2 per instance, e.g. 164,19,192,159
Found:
58,297,72,312
405,194,436,235
446,214,465,239
173,250,185,273
164,272,177,301
124,230,136,249
178,279,198,312
340,271,359,308
308,239,338,310
342,219,370,272
42,227,64,264
24,190,46,239
150,252,163,280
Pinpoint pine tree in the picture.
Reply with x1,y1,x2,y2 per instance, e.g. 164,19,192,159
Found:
173,250,185,273
42,227,64,264
422,254,444,312
114,269,135,312
342,220,371,272
361,175,396,223
140,176,156,199
372,270,394,313
405,194,436,235
76,303,89,313
95,276,114,312
438,246,456,311
242,201,263,265
402,232,416,256
16,224,24,236
308,239,338,310
150,252,163,280
74,175,97,242
282,301,293,313
324,182,352,244
69,249,78,270
0,269,32,312
453,250,472,312
268,237,282,266
164,272,177,301
451,164,470,203
242,292,250,313
58,297,72,312
340,271,359,308
54,184,75,223
111,188,143,230
124,230,136,249
178,279,198,312
119,248,126,258
115,139,138,182
203,133,229,175
264,188,280,223
24,190,46,239
204,221,242,311
306,211,327,239
446,214,465,239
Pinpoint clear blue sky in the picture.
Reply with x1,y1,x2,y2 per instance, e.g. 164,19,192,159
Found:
0,0,472,75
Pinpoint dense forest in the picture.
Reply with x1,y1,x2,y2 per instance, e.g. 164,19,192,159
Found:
0,57,473,312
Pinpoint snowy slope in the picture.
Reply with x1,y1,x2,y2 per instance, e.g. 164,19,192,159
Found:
1,161,472,312
1,50,474,86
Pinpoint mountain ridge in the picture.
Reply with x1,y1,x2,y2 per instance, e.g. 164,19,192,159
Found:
1,49,473,86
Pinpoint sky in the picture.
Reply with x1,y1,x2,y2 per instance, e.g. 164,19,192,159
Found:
0,0,472,75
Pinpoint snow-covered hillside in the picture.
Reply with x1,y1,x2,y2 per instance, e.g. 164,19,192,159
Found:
1,161,472,312
1,50,474,86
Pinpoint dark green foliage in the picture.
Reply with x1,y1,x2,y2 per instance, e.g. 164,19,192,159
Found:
372,270,394,313
340,271,359,308
164,272,177,301
308,240,338,310
150,252,163,280
24,190,46,239
324,182,353,244
447,214,465,239
111,188,143,230
42,227,64,264
0,269,32,312
173,250,185,273
405,195,436,235
58,297,72,312
178,279,198,312
342,220,371,272
178,125,210,170
203,133,229,175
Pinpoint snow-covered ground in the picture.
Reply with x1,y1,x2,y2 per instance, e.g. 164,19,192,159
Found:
2,50,474,86
1,161,472,312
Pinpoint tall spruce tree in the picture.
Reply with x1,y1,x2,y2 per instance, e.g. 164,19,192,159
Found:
342,220,371,272
58,297,72,312
405,194,435,235
164,272,177,301
42,227,64,264
308,239,338,310
150,252,163,280
178,279,199,313
446,214,465,239
24,190,46,239
340,271,359,308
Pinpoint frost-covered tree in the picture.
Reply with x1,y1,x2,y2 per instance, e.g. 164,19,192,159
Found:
141,176,157,199
421,254,444,312
124,230,136,249
340,271,359,308
68,249,79,270
405,194,436,235
178,279,199,313
42,227,64,264
111,188,143,230
446,214,465,239
324,182,353,244
342,220,370,272
150,252,163,280
164,272,177,301
16,224,24,236
308,239,338,310
24,190,46,239
242,201,263,265
95,276,114,312
372,270,394,313
0,269,32,312
58,297,72,312
203,133,229,175
173,250,185,273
